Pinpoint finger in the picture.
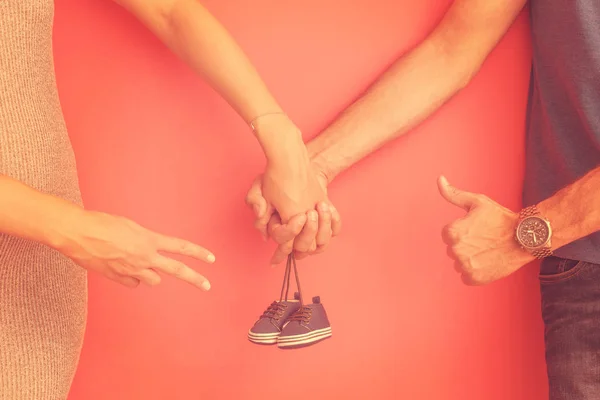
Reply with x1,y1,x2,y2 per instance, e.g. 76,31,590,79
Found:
455,254,473,275
453,261,462,273
152,256,211,291
268,213,307,245
461,273,477,286
315,202,332,248
117,275,140,288
446,245,457,260
297,241,327,259
105,271,140,288
329,204,342,237
294,211,319,253
245,176,273,240
294,250,310,260
268,212,308,265
266,214,280,240
271,241,294,265
441,223,460,245
135,269,162,287
245,178,267,218
254,204,274,241
311,244,328,255
156,235,215,264
437,175,479,211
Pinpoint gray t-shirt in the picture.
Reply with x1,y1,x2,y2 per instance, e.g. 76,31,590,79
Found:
524,0,600,264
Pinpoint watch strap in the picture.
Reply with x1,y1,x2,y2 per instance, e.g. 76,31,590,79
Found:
520,205,541,219
532,248,553,259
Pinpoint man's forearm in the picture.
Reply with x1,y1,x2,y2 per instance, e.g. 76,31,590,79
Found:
537,166,600,250
307,37,472,181
306,1,526,182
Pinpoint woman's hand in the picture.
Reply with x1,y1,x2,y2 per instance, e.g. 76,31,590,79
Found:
253,115,327,223
53,209,215,290
246,161,342,264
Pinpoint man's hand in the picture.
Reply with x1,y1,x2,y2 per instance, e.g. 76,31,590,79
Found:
246,163,341,264
437,176,534,285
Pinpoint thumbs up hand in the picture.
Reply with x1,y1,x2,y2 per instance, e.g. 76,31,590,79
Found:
437,176,534,285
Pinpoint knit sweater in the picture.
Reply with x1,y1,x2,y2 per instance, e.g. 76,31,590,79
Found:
0,1,87,398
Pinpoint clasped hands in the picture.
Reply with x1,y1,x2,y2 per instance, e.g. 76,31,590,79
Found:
244,147,342,265
242,115,341,264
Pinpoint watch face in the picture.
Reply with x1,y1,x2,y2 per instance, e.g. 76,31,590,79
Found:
517,216,550,248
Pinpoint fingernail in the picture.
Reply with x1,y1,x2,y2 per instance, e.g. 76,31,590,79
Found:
207,254,216,263
201,281,211,291
309,212,318,221
321,203,329,212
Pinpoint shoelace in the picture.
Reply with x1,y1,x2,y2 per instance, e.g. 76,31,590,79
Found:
287,306,312,324
279,253,303,304
260,302,287,321
279,254,312,324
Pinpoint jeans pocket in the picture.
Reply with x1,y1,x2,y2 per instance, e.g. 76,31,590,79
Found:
539,256,586,284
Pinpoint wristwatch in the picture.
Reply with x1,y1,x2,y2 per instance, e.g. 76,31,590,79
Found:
515,205,553,259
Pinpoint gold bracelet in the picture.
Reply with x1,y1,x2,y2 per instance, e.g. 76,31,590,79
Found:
249,112,287,131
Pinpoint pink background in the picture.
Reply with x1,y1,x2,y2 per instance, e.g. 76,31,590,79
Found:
52,0,546,399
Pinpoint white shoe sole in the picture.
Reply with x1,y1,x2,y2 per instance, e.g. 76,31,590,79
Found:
277,327,332,348
247,330,280,345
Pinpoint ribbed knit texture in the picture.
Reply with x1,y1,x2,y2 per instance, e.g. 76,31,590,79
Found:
0,1,87,399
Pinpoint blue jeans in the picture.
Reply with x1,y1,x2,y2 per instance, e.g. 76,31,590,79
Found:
540,256,600,400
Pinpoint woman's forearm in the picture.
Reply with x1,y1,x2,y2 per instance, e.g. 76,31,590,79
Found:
115,0,300,154
164,1,282,124
115,0,308,163
0,175,81,250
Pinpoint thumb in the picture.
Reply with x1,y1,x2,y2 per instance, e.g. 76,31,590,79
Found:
437,175,478,211
269,213,308,244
